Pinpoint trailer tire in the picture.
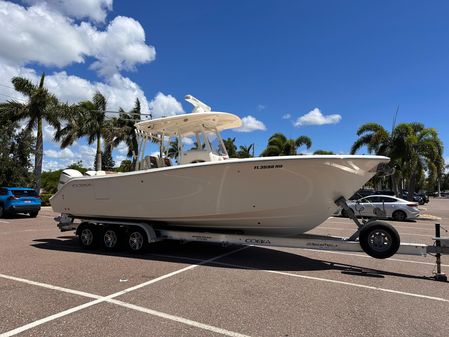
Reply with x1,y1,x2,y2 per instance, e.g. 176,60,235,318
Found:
127,227,148,253
77,223,98,249
359,221,400,259
103,227,121,250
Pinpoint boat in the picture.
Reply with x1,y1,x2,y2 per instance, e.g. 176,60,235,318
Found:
50,95,389,235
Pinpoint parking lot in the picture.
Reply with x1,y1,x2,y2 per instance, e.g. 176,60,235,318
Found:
1,199,448,337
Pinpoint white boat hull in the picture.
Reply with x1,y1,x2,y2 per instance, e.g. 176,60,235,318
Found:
51,156,389,235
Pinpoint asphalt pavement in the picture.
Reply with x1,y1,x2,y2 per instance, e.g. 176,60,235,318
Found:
1,199,448,337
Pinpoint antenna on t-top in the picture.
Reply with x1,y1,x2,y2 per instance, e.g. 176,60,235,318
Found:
391,105,399,132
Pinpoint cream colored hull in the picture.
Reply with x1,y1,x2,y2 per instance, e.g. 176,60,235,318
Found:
50,156,389,235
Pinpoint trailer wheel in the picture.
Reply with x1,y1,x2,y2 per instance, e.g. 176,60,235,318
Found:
103,227,121,250
359,221,400,259
127,227,147,253
78,223,97,249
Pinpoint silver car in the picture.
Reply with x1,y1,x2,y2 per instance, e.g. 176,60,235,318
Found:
341,195,420,221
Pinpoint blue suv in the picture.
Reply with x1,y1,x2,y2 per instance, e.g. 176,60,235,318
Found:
0,187,41,218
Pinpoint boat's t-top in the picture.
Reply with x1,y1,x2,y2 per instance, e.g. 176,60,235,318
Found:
134,95,242,169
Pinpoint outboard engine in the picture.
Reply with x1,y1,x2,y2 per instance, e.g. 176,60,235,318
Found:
84,170,106,176
58,169,83,190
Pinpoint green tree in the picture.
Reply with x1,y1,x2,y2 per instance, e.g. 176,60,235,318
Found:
313,150,335,155
98,145,115,171
237,144,254,158
56,91,108,171
167,137,180,159
0,113,35,187
350,123,391,156
0,74,66,192
116,159,134,172
223,138,237,158
111,99,141,169
390,123,443,199
261,133,312,156
351,122,444,199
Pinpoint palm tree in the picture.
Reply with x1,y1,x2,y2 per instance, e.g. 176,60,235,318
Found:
261,133,312,156
0,74,65,193
350,123,391,156
56,91,108,171
167,137,179,159
237,144,254,158
313,150,335,155
390,123,443,199
351,122,444,199
350,123,397,192
223,138,237,158
111,99,141,168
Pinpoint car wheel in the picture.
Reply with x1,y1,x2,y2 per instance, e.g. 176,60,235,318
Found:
0,205,3,218
127,227,148,253
359,221,400,259
341,209,348,218
29,211,38,218
392,210,407,221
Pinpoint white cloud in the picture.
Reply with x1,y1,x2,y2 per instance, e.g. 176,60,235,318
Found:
149,92,185,118
294,108,342,127
282,113,291,120
87,16,156,77
235,115,266,133
0,65,150,113
44,148,74,159
0,1,155,77
24,0,113,23
43,124,56,141
116,142,129,155
42,160,62,171
114,154,127,164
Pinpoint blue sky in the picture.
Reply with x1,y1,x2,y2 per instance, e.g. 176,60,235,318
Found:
1,0,448,169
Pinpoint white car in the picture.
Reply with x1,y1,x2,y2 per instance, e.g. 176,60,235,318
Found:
341,195,420,221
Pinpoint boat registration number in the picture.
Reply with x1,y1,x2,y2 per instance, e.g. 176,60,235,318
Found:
254,164,283,170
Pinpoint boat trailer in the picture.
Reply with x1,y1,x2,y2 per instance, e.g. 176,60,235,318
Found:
55,198,449,282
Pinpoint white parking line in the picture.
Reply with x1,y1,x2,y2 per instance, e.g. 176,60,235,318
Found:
0,298,106,337
108,299,250,337
148,253,449,303
0,273,101,299
0,220,10,223
0,245,249,337
264,270,449,303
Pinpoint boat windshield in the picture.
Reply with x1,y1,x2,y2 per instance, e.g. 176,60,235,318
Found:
178,128,227,156
205,129,227,156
